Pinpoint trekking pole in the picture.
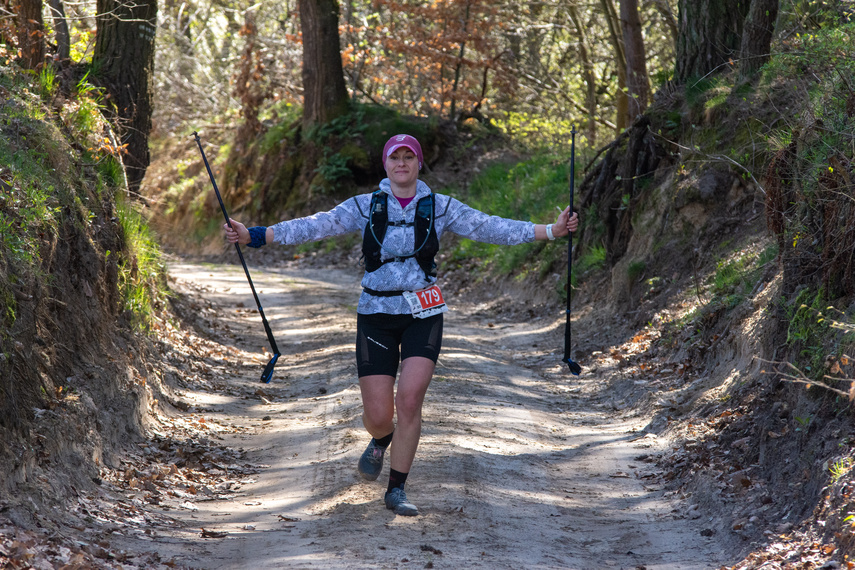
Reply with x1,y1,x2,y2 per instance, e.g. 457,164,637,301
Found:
192,132,281,384
562,126,582,375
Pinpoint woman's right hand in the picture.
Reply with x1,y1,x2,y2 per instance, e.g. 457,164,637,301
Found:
224,218,250,245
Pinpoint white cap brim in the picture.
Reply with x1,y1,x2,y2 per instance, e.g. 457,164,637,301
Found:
386,143,418,157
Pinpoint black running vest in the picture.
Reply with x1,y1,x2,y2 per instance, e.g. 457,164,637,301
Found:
362,191,439,280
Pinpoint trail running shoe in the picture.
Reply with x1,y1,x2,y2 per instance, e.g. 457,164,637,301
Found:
384,487,419,516
357,438,386,481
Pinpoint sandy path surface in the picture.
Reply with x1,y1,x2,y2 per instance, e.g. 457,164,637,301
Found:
122,260,729,569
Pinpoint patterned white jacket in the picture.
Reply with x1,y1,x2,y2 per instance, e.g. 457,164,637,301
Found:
271,178,536,315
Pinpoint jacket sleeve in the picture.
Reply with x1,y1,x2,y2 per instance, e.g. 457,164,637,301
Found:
270,196,367,245
440,196,536,245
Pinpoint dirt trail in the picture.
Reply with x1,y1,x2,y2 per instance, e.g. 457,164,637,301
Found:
121,260,731,569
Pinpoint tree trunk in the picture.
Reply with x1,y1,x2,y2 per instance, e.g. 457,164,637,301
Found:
620,0,650,121
738,0,778,81
300,0,350,128
600,0,628,132
449,0,472,121
568,4,598,144
675,0,750,84
47,0,70,61
93,0,157,194
17,0,44,69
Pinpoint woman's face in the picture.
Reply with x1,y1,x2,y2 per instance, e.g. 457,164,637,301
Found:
385,147,419,186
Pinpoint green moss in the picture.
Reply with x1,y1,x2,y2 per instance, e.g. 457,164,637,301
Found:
627,260,647,282
339,141,370,171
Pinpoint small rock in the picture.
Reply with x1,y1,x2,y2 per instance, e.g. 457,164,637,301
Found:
700,528,716,537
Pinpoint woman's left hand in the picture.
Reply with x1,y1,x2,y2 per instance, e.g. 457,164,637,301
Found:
552,206,579,238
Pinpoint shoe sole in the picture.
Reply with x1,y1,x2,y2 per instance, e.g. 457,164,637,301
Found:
357,465,381,481
390,505,418,516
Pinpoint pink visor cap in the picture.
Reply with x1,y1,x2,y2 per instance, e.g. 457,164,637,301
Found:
383,134,423,169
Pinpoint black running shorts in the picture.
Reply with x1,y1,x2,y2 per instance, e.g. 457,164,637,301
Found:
355,313,444,378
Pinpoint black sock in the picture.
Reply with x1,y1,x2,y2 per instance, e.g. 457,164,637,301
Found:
387,468,408,493
375,431,394,448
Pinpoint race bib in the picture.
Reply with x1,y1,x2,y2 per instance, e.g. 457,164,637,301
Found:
402,285,448,319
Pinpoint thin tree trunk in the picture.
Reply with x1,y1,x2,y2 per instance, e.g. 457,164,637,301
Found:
600,0,628,132
568,4,598,144
651,0,678,47
93,0,158,193
47,0,69,61
738,0,778,80
620,0,650,121
17,0,44,69
300,0,350,128
449,0,471,121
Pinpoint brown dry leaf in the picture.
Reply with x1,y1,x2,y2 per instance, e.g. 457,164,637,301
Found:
831,361,843,375
822,544,836,555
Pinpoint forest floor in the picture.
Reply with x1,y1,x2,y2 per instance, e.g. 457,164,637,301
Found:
84,258,733,569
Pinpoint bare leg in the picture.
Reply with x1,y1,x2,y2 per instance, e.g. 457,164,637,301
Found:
389,356,435,473
358,374,396,438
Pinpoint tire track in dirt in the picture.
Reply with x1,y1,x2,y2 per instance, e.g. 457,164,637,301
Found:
116,261,731,569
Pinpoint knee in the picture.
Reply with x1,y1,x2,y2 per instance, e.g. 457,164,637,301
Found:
395,393,423,423
363,403,394,431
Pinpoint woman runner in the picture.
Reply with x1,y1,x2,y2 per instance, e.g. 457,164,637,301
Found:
224,134,579,516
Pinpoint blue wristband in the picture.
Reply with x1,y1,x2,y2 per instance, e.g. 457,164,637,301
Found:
247,226,267,248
